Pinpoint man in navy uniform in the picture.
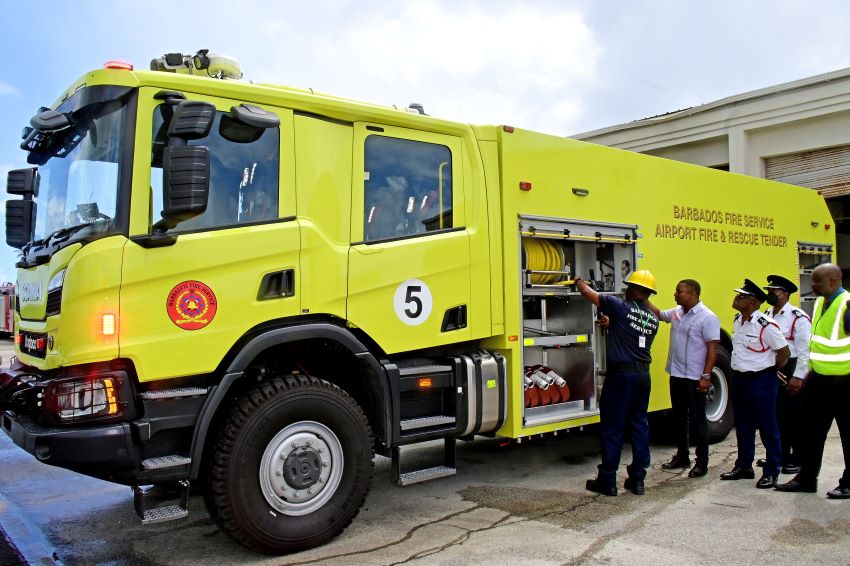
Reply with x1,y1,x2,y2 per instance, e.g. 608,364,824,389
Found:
721,279,790,488
755,275,811,474
576,270,659,496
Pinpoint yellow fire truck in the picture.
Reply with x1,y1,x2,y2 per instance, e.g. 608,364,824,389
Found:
0,50,835,553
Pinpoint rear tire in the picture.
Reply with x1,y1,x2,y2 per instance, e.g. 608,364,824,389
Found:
206,375,374,554
706,346,734,443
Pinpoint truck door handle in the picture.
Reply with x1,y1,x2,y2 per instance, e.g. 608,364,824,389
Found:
352,245,383,255
257,269,295,300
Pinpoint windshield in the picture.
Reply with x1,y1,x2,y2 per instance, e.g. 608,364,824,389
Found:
27,89,130,244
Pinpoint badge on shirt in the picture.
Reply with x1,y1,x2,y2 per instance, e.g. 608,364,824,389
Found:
639,336,646,348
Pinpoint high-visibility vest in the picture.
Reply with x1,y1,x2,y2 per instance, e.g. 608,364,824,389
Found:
809,290,850,375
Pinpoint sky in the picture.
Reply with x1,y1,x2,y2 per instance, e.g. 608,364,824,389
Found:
1,0,850,284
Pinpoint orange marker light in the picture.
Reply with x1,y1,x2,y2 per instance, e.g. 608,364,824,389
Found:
418,378,432,388
508,335,519,341
104,60,134,70
15,334,22,346
102,314,116,336
103,377,119,415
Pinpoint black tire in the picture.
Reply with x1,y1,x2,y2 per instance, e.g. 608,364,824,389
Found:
706,346,734,443
205,375,374,554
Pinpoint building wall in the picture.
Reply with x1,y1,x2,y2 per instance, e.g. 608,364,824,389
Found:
574,70,850,277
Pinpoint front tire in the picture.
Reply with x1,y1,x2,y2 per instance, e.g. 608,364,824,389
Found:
706,346,734,443
206,375,374,554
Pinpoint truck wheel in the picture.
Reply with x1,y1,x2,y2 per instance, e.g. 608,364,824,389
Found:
206,375,374,554
706,346,734,443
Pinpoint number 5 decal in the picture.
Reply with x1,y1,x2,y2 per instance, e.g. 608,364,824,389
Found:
393,279,433,326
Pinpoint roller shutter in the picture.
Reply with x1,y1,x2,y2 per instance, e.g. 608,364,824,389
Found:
764,145,850,198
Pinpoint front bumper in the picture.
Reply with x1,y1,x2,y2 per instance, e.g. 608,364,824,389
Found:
0,362,139,482
2,411,136,481
1,362,207,486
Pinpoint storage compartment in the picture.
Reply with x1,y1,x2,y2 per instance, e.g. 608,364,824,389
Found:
797,241,833,316
519,216,637,427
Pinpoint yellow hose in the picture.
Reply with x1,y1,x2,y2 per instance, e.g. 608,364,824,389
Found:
522,238,562,284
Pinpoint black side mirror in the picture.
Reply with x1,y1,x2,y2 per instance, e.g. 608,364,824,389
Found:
160,145,210,227
30,109,70,133
219,104,280,144
167,100,215,141
154,100,215,233
7,168,38,197
6,200,36,249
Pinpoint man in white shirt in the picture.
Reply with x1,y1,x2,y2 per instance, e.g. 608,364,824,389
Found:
757,275,811,474
649,279,720,479
722,279,790,489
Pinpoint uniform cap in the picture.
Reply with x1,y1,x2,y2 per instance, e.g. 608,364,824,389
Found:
734,278,769,302
763,274,798,294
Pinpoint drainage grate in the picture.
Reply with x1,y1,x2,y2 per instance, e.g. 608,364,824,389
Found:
0,524,26,566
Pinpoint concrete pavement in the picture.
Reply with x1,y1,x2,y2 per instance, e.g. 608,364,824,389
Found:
1,404,850,565
1,338,849,565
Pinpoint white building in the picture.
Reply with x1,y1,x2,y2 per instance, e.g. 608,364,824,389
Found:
574,69,850,276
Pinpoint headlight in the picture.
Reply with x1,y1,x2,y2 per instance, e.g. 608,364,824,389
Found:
48,268,66,292
44,373,131,424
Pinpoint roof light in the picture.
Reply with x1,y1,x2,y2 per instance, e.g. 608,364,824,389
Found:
503,126,515,133
104,60,134,70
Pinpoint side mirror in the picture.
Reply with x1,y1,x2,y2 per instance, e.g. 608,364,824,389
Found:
6,200,36,249
157,145,210,230
30,109,70,133
155,100,215,233
220,104,279,143
167,100,215,141
6,168,38,197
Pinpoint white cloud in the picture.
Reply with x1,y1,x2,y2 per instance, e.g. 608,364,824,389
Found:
0,83,20,96
251,1,601,135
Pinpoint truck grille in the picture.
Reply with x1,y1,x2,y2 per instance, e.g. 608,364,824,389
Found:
46,288,62,317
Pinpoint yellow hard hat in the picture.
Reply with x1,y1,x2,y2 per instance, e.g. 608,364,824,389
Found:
625,269,657,294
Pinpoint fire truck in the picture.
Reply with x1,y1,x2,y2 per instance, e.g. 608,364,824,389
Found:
0,284,14,337
0,50,835,553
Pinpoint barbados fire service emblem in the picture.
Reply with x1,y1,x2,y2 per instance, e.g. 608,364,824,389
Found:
166,280,218,330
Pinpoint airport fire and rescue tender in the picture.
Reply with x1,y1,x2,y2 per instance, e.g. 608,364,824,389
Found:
0,50,835,554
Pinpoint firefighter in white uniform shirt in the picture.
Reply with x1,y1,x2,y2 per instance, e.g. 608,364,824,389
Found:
721,279,790,489
754,274,811,474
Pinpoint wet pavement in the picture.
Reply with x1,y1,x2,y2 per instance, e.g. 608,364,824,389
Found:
1,340,849,565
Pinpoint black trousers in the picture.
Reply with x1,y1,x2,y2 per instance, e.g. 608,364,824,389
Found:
669,376,708,466
776,358,803,467
798,372,850,486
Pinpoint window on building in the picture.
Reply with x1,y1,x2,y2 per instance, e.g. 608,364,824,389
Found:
151,105,280,232
363,135,452,242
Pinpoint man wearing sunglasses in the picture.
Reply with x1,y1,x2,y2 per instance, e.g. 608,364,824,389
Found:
721,279,790,489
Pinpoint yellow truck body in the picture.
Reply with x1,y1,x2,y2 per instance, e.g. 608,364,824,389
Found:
1,60,834,553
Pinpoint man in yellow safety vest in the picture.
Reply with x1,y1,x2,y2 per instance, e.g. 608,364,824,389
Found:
776,263,850,498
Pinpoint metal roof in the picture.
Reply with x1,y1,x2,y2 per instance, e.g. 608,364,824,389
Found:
574,67,850,139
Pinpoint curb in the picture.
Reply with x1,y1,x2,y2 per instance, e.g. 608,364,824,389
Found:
0,491,60,565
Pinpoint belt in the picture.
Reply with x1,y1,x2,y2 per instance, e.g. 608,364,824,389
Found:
734,368,775,376
608,362,650,373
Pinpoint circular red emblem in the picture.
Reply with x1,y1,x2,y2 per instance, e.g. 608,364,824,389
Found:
166,280,217,330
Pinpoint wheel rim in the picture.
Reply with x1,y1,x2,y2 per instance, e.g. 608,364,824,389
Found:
259,421,344,517
704,367,728,423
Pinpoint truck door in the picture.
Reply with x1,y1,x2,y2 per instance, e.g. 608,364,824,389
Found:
120,90,299,382
347,124,472,353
